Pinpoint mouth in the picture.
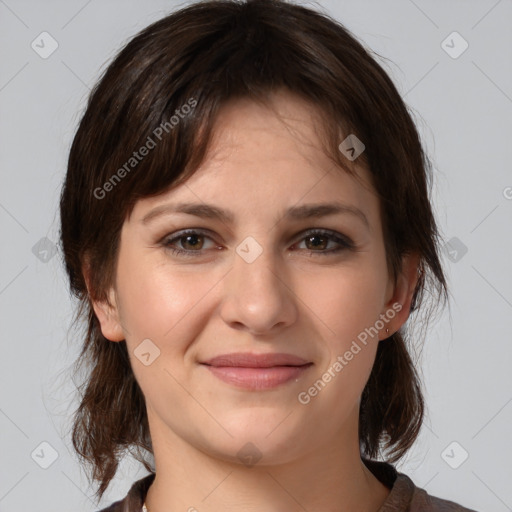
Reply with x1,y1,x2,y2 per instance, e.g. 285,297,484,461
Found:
199,352,313,390
201,352,311,368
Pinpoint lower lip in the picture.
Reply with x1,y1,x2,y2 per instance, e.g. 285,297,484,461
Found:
202,364,313,390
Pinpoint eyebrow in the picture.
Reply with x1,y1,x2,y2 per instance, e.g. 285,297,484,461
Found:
141,201,370,229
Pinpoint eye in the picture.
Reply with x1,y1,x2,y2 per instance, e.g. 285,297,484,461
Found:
292,229,355,255
161,229,218,257
160,228,356,258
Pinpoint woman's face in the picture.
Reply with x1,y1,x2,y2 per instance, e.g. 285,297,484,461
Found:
93,91,415,466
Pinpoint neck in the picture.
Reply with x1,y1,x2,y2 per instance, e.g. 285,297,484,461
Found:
144,410,390,512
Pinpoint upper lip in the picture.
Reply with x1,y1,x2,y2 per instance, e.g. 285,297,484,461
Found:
201,352,312,368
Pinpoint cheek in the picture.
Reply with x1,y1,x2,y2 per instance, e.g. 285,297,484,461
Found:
297,257,387,403
303,261,387,342
298,268,384,419
115,250,221,353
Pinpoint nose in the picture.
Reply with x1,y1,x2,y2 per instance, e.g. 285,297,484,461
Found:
219,240,298,336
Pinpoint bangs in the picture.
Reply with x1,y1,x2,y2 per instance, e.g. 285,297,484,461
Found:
81,1,379,224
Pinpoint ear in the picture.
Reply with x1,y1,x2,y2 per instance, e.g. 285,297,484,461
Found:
82,261,125,342
379,252,421,340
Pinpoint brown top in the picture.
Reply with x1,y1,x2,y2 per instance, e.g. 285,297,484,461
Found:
97,458,479,511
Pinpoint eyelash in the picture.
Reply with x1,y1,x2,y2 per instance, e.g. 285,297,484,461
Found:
160,229,356,258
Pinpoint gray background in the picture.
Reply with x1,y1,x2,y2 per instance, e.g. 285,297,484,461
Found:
1,0,511,511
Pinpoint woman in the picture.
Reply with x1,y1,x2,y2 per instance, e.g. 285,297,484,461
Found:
59,0,478,510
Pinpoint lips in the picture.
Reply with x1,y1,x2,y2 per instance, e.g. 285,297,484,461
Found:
201,352,311,368
200,352,313,390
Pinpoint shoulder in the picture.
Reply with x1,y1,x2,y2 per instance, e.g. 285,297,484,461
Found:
406,476,479,511
362,458,479,512
395,473,477,512
95,473,155,512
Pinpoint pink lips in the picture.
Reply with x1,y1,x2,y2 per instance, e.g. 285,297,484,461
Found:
200,352,313,390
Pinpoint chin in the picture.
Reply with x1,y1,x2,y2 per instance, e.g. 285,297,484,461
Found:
204,435,305,468
198,417,306,465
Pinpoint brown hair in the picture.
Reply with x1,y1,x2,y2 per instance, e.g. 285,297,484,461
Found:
59,0,448,500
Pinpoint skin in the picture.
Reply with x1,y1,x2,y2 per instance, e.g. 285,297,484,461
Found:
88,90,420,512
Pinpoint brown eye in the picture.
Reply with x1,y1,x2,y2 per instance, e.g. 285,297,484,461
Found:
294,229,355,255
161,228,355,258
177,233,204,251
161,230,217,257
304,234,329,251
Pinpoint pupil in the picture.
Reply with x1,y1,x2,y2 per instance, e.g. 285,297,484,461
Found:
184,235,201,249
308,235,326,249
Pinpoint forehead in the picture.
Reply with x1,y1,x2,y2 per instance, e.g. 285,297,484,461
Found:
130,92,379,227
205,91,338,169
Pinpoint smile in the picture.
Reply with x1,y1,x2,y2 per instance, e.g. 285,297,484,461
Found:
200,363,313,390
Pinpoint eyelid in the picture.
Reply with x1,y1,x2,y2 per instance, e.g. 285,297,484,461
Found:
160,228,220,252
296,228,355,249
159,227,356,257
